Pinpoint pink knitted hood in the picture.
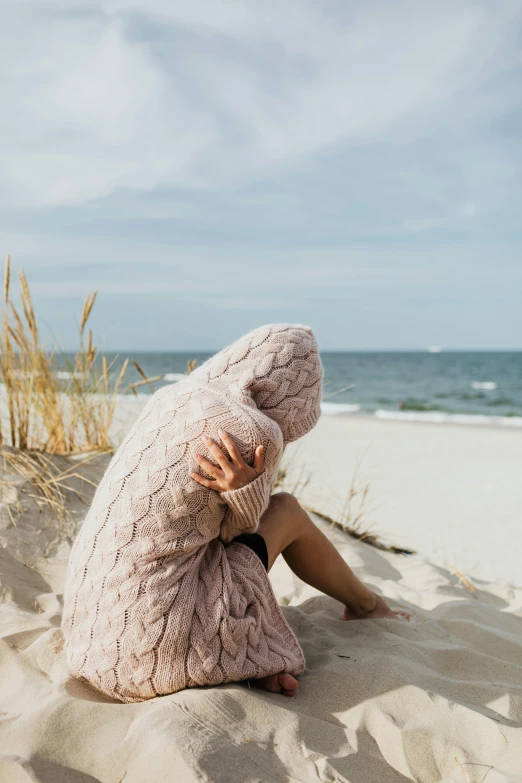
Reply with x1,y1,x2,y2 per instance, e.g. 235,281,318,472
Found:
188,323,324,443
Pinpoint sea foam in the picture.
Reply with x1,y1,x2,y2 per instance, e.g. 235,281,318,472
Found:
320,402,361,415
374,409,522,427
471,381,497,390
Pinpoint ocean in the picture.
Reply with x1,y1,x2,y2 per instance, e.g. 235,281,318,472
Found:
65,350,522,428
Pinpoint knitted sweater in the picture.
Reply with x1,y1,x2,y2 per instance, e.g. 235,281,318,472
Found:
61,323,323,703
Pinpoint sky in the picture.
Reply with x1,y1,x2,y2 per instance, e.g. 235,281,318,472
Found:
1,1,521,351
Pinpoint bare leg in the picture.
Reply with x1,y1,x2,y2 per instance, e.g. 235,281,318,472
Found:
259,492,407,619
250,492,408,696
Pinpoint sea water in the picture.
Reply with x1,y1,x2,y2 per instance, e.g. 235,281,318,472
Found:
53,350,522,427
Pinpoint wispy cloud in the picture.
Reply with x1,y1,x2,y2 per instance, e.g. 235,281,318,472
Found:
1,1,521,348
3,1,521,203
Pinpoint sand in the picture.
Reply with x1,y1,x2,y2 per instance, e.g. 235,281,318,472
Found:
285,415,522,586
1,409,522,782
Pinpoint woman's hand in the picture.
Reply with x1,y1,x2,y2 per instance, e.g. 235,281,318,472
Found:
191,428,265,492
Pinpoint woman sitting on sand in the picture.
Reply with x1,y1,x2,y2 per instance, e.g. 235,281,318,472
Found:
61,323,405,704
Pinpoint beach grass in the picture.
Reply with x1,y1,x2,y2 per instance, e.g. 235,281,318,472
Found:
0,255,163,528
0,446,103,542
0,254,134,453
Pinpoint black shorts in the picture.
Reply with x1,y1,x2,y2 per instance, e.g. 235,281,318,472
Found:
229,532,269,571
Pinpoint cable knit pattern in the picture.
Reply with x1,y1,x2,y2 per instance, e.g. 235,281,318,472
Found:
61,324,323,703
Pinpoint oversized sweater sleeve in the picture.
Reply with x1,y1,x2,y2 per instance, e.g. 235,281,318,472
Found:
218,469,272,543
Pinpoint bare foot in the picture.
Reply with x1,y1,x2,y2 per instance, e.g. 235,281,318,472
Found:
342,593,410,622
251,672,299,697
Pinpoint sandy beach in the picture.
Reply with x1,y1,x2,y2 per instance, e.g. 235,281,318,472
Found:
285,414,522,587
2,400,522,781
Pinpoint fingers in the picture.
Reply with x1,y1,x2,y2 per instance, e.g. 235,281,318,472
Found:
218,429,244,466
202,435,233,475
194,432,265,494
194,452,224,480
191,471,220,491
253,444,265,474
220,429,265,475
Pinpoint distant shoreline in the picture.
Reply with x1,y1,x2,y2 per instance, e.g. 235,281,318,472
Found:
320,405,522,430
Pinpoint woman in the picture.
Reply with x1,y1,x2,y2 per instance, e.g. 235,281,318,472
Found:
61,323,405,703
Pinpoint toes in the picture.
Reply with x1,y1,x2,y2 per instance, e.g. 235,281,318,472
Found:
278,673,298,696
251,672,299,696
263,675,283,693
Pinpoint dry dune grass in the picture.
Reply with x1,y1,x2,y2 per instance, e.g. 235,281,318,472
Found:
0,254,130,454
0,255,200,541
0,255,162,533
0,446,110,564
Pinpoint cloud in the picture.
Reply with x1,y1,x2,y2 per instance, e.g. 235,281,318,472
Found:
2,1,521,204
1,6,215,205
0,1,521,348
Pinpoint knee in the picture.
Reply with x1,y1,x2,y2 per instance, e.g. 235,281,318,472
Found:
268,491,302,514
260,492,309,543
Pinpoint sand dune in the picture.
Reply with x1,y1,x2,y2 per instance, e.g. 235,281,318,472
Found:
1,456,522,782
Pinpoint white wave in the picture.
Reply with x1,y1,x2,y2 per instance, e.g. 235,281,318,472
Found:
113,392,153,403
163,373,187,382
320,401,361,415
374,409,522,427
10,370,87,380
0,385,153,404
471,381,497,391
9,370,39,379
55,370,88,380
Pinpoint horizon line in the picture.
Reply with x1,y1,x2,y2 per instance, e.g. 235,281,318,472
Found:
54,347,522,354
